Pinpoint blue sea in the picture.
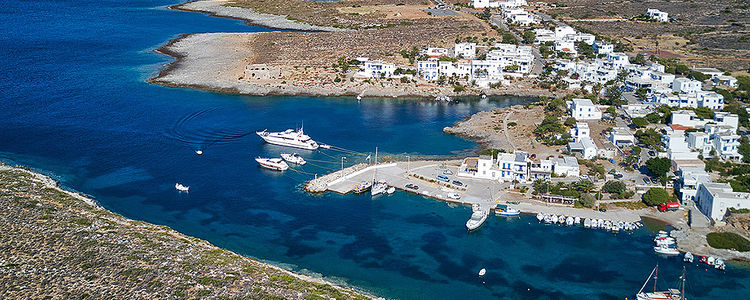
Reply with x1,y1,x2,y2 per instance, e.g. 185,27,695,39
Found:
1,1,748,298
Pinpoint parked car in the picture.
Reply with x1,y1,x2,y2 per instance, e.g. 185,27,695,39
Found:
599,208,607,212
452,180,464,186
643,177,651,184
405,184,419,190
614,173,624,179
443,169,453,175
632,164,639,170
648,150,656,157
437,174,449,182
447,192,460,200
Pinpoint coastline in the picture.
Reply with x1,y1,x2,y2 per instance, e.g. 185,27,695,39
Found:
172,0,346,32
0,163,373,299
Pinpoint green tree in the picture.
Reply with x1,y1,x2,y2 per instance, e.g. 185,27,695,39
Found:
689,71,710,81
631,53,647,65
564,117,578,127
534,116,566,136
636,129,663,150
675,64,689,75
575,41,595,59
643,187,670,206
694,107,715,119
645,112,661,123
522,30,536,44
579,193,597,208
632,117,649,128
603,180,626,195
646,157,671,178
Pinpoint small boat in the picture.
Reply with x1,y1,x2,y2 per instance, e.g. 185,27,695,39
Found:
683,252,694,263
495,204,520,216
371,181,388,196
386,186,396,194
175,183,189,192
707,256,716,266
636,264,686,300
195,150,203,155
255,157,289,171
357,95,362,101
353,181,372,193
655,237,676,246
550,215,559,224
565,216,574,226
466,208,489,231
481,94,487,99
478,268,486,276
281,153,306,165
714,258,725,270
654,244,680,255
536,212,545,222
583,218,591,228
574,216,581,224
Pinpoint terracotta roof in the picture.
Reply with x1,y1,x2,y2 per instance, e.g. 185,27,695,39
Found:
670,124,692,130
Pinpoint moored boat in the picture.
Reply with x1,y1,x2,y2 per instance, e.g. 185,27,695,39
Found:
495,204,520,216
683,252,694,263
386,186,396,194
536,212,545,222
256,126,319,150
353,181,372,193
371,181,388,196
255,157,289,171
281,153,306,165
654,244,680,255
467,206,488,231
636,264,686,300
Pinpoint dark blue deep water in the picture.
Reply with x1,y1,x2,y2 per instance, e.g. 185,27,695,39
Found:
1,1,749,298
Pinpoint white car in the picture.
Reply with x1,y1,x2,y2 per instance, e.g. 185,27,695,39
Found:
447,192,461,200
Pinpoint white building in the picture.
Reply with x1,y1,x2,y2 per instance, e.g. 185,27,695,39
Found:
603,52,630,70
554,40,576,54
459,151,531,183
569,122,590,141
422,47,449,58
454,43,477,59
362,60,396,78
504,8,538,26
691,67,723,78
671,110,738,130
706,124,742,160
473,0,527,8
695,182,750,221
672,78,702,94
570,98,602,120
686,131,711,156
676,167,712,203
550,156,580,177
417,59,439,81
647,8,669,22
713,75,739,88
568,137,598,159
593,41,613,55
663,128,699,160
533,29,555,44
609,127,635,146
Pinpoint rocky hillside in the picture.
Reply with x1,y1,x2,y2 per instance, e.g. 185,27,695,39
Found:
725,210,750,240
0,165,369,299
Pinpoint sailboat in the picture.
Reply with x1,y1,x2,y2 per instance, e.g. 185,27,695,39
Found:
636,265,686,300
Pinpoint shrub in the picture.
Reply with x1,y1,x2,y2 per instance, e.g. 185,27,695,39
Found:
603,180,626,195
632,117,649,128
706,232,750,252
643,187,669,206
646,157,671,178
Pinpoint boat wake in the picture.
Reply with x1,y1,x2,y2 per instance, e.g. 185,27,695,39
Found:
165,108,254,152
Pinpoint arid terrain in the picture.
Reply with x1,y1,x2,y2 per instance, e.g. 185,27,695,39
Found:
536,0,750,71
0,165,368,299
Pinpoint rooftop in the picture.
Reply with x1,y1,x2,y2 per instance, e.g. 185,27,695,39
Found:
572,98,596,106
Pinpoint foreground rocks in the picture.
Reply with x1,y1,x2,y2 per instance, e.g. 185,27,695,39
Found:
0,164,370,299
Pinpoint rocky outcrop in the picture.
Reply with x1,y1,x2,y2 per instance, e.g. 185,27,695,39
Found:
0,164,370,299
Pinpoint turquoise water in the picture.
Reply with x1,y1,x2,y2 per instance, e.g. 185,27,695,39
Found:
1,1,748,298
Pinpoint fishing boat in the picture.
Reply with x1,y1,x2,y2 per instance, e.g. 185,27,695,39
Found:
466,206,488,231
654,244,680,256
478,268,486,276
550,215,559,224
353,181,372,193
494,204,520,216
256,125,319,150
683,252,694,263
574,216,581,225
371,181,388,196
175,183,189,192
536,212,545,222
714,258,726,270
280,153,306,165
566,216,574,226
195,150,203,155
636,265,686,300
583,218,592,228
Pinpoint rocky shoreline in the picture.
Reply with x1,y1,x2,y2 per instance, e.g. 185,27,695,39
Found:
0,164,371,299
173,0,345,32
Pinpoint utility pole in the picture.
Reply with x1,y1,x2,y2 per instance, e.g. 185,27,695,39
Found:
340,156,346,178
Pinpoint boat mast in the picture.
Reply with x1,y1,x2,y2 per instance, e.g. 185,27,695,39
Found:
653,263,658,293
681,266,686,300
638,265,657,295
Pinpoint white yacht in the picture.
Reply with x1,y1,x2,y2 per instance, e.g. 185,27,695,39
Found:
466,207,488,231
371,181,388,196
175,183,189,192
281,153,306,165
256,126,319,150
386,186,396,194
255,157,289,171
494,204,520,216
654,244,680,255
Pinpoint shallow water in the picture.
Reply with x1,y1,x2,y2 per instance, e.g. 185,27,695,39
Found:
1,0,748,298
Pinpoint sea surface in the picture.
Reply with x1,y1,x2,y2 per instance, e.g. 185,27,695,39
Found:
1,1,749,298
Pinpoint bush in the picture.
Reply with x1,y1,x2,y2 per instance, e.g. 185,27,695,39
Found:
579,193,596,208
632,117,649,128
643,187,669,206
646,157,671,178
706,232,750,252
564,117,577,127
603,180,626,194
729,208,750,214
